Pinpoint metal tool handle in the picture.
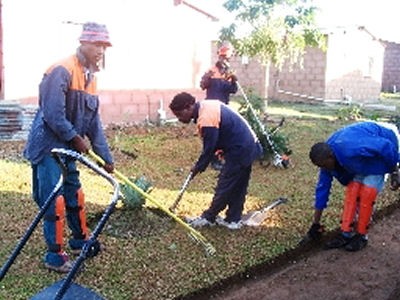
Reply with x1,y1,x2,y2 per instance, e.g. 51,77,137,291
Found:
169,171,193,213
260,197,287,213
0,175,64,282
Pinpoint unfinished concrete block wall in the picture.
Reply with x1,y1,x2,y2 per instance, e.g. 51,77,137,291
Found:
325,70,382,102
381,41,400,93
230,57,268,98
267,47,327,102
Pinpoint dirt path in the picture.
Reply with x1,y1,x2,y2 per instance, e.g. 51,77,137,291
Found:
202,208,400,300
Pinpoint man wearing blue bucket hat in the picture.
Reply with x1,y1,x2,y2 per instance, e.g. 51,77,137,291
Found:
24,22,114,273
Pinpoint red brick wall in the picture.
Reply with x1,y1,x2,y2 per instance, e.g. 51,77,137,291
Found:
18,88,206,126
98,89,205,125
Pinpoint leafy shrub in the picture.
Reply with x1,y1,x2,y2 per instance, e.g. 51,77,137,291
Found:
236,88,292,163
336,105,363,120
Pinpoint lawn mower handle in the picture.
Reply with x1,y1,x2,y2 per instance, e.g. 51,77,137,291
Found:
1,148,120,294
50,149,120,300
0,169,65,282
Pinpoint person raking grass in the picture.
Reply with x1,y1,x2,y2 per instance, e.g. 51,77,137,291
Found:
169,92,263,230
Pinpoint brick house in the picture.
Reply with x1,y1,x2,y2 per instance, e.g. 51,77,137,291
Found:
0,0,221,128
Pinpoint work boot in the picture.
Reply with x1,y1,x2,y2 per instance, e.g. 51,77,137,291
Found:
345,233,368,252
390,167,400,191
324,233,352,249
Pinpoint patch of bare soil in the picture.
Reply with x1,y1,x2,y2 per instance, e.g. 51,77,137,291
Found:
182,205,400,300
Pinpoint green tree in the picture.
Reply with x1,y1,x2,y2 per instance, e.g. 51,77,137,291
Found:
220,0,326,68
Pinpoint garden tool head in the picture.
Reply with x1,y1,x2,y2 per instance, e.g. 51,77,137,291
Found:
188,232,216,256
120,176,153,209
242,197,287,227
272,153,290,169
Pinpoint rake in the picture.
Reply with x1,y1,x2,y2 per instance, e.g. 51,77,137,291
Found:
88,150,216,256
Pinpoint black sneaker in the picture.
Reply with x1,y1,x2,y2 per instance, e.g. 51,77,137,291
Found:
344,234,368,252
324,233,352,249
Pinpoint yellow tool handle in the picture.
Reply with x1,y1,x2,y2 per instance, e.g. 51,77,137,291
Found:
88,150,216,256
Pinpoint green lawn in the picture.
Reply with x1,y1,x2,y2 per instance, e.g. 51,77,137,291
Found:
0,101,399,299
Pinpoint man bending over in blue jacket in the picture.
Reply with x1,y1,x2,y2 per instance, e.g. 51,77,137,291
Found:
305,121,400,251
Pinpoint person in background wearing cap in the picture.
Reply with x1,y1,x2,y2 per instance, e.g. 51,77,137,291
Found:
24,22,114,273
200,43,238,171
200,43,238,105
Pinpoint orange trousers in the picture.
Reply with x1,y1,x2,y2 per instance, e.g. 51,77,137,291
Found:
341,181,377,235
